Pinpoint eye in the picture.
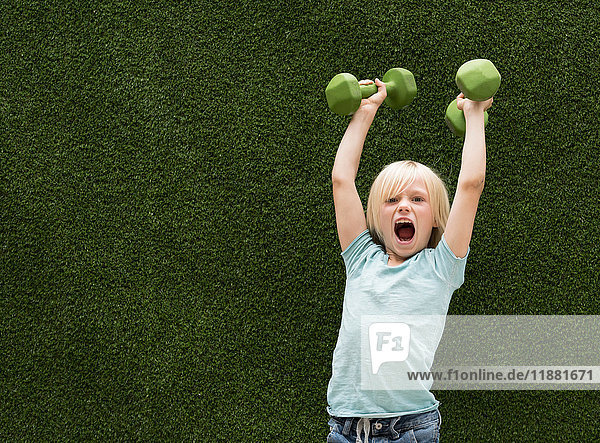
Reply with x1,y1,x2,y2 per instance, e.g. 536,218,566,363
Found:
386,197,398,203
413,196,424,202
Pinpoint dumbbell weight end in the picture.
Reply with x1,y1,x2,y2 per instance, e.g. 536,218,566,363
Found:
456,59,501,101
445,98,489,138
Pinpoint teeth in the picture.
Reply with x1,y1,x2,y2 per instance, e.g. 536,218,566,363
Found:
395,220,412,225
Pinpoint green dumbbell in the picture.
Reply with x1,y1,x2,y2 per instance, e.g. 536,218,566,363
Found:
445,59,500,137
325,68,417,116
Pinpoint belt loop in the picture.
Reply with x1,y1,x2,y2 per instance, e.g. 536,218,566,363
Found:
342,417,353,437
388,416,401,439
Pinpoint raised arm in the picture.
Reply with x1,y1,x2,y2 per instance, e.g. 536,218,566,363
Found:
444,92,494,258
332,79,386,251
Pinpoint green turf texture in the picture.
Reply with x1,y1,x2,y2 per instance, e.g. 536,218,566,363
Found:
2,0,600,441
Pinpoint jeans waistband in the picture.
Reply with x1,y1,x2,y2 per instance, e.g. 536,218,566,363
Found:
330,409,440,440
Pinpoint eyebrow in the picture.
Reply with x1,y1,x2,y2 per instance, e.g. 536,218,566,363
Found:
391,188,428,196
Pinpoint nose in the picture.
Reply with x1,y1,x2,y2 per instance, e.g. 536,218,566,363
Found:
396,197,411,213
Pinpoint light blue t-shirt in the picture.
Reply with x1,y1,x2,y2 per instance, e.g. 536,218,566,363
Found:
327,229,468,418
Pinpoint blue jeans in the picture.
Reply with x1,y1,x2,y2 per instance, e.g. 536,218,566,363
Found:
327,409,440,443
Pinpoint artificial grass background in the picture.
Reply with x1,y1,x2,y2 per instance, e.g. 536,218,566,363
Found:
1,0,599,440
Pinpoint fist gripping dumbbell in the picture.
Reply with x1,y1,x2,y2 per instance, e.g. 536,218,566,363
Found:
445,59,501,137
325,68,417,115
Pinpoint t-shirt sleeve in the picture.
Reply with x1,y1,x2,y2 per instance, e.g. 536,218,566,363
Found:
428,234,469,289
340,229,381,278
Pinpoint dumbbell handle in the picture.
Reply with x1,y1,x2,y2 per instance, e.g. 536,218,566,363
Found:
359,82,382,99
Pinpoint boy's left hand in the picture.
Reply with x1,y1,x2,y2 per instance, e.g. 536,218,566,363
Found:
456,92,493,115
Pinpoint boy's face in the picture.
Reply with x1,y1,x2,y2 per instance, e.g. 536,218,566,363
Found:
379,176,437,266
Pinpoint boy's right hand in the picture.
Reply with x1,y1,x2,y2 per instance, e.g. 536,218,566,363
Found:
354,78,387,115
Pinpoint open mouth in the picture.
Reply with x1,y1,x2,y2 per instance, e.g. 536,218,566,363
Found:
395,220,415,243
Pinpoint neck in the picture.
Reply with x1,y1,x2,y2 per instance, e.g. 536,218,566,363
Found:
386,250,407,266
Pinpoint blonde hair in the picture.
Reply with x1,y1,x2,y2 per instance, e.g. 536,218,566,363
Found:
366,161,450,249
